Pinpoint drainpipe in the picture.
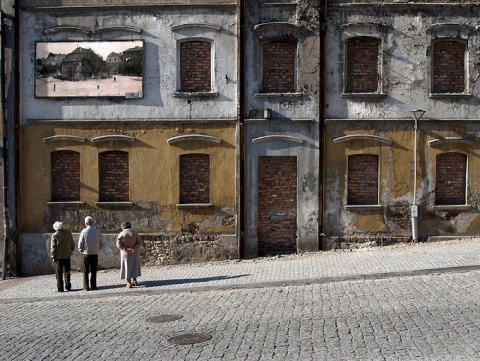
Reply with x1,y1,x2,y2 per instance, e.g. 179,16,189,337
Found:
0,10,7,279
411,109,425,243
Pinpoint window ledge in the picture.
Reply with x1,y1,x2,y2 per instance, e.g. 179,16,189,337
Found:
94,202,133,207
177,203,214,209
341,92,386,99
432,204,472,211
47,201,84,206
254,92,303,98
173,91,218,98
429,93,471,99
345,205,382,210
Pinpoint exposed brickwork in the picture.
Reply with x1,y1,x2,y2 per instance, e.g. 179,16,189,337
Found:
99,151,129,202
262,39,296,93
180,41,211,92
348,154,379,205
435,152,467,205
258,156,297,255
432,40,465,93
346,37,379,93
51,150,80,201
180,154,210,203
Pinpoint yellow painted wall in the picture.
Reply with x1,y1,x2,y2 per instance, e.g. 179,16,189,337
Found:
20,123,237,234
324,121,480,239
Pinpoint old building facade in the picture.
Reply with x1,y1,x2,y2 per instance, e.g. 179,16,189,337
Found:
324,0,480,248
3,0,480,275
16,0,239,274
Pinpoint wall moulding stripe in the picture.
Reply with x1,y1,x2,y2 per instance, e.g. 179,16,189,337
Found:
428,137,475,147
42,135,86,143
167,134,222,145
252,135,304,144
171,23,222,32
333,134,392,145
91,135,135,143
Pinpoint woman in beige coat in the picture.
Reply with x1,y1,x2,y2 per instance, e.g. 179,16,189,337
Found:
116,222,142,288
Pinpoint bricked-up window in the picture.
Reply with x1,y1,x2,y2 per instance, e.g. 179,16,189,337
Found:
180,41,211,92
262,39,296,92
51,150,80,201
99,151,129,202
347,154,379,205
346,37,380,93
180,154,210,203
435,152,467,205
432,40,466,93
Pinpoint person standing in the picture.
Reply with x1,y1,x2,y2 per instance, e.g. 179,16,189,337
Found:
50,221,75,292
78,216,103,291
116,221,142,288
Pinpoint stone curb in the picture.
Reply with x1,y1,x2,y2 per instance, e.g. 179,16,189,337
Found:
2,263,479,304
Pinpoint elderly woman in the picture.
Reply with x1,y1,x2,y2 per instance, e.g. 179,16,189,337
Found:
50,221,75,292
116,222,142,288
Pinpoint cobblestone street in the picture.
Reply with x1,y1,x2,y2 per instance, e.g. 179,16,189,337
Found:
1,240,480,360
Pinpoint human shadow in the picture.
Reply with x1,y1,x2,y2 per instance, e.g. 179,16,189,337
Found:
142,274,250,288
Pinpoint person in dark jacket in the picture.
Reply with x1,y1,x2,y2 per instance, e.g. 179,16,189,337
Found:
50,221,75,292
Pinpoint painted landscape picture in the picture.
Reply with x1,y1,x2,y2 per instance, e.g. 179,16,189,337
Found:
35,40,144,98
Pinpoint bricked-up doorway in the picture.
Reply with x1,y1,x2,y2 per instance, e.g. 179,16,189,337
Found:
258,156,297,255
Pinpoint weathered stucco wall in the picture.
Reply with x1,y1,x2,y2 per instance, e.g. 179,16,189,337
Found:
16,2,239,274
21,232,238,275
20,123,237,234
324,1,480,246
242,0,322,257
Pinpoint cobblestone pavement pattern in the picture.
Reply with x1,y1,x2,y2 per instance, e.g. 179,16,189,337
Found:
1,239,480,360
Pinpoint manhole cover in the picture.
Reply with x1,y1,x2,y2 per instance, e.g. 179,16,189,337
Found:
168,333,212,345
146,314,183,323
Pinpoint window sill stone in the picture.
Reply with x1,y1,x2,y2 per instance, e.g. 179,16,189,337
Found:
47,201,85,206
94,202,133,207
173,91,219,98
176,203,214,209
429,93,471,99
432,204,472,211
254,92,303,98
341,92,386,99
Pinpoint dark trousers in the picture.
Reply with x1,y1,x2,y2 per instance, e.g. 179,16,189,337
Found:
81,254,98,291
55,258,71,292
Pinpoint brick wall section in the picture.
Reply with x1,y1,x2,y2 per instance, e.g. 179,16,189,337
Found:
142,234,235,265
348,154,379,205
346,37,379,93
258,156,297,255
262,40,296,92
180,41,211,92
435,152,467,205
180,154,210,203
51,150,80,201
433,40,465,93
99,151,129,202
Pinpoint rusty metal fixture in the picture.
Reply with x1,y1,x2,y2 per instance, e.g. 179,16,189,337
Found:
146,314,183,323
168,333,212,345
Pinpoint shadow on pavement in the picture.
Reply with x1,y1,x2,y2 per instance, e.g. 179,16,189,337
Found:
142,274,251,287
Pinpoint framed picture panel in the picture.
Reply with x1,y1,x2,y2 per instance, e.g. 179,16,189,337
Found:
35,40,144,98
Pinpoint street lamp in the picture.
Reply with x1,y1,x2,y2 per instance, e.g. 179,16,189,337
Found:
410,109,425,242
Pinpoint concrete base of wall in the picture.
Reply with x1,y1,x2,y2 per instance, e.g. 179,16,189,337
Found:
426,235,478,242
20,232,239,276
322,236,411,251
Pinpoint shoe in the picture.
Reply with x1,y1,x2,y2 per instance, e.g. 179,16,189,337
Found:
57,289,64,292
133,279,138,286
83,288,90,291
126,283,132,289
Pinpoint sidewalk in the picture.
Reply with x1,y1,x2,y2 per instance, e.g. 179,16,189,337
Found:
1,238,480,303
